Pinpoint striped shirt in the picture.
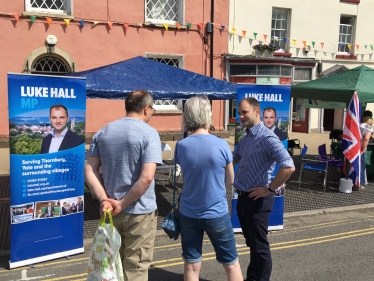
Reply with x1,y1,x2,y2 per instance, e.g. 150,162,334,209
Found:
233,122,294,192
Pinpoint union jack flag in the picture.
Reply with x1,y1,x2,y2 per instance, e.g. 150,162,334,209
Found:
342,92,361,186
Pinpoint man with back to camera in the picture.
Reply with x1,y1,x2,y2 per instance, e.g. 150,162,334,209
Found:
85,90,162,281
262,107,288,141
40,104,85,153
233,98,295,281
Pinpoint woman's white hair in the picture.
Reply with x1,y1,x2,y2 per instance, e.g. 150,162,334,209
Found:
182,96,212,132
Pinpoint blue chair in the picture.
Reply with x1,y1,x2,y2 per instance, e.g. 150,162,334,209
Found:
298,144,328,193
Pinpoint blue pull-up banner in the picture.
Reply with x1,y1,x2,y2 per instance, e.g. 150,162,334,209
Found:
8,73,86,268
231,85,290,232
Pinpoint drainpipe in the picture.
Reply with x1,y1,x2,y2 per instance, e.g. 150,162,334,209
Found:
209,0,214,78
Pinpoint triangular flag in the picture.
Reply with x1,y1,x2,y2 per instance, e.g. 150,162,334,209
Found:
371,45,373,50
93,21,99,26
79,20,85,28
356,44,359,50
283,38,287,44
302,40,306,47
163,23,168,30
30,15,36,23
274,36,278,41
242,30,246,37
64,19,70,26
187,23,191,29
311,41,315,48
365,45,367,49
263,34,267,41
321,42,324,48
138,23,143,27
347,43,351,50
292,39,296,46
107,21,113,29
198,23,203,30
176,23,180,30
46,17,52,26
124,23,129,29
13,14,20,23
253,32,257,39
221,25,225,31
338,43,342,49
231,28,236,34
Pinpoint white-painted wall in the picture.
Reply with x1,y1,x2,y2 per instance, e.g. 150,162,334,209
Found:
229,0,374,132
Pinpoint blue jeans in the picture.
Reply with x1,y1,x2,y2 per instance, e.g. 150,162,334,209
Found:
236,193,274,281
361,152,367,185
179,213,238,265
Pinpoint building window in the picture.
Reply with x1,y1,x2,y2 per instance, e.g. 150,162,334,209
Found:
31,55,71,74
145,0,183,24
146,54,183,111
271,8,290,51
294,68,312,81
25,0,72,15
338,16,354,53
230,65,256,76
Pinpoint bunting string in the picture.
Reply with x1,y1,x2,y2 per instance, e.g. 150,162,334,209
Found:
1,12,374,57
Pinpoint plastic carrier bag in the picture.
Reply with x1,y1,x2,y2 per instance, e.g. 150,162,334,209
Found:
87,210,124,281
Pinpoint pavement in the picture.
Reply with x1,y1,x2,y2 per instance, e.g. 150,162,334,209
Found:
1,131,374,254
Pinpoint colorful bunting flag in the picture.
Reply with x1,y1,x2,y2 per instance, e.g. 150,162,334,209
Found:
263,34,267,41
198,23,203,30
371,45,373,50
312,41,315,48
292,39,296,46
46,17,52,26
231,28,236,34
176,23,180,30
356,44,359,50
274,36,278,41
242,30,246,37
283,38,287,44
302,40,306,47
187,23,191,29
124,23,129,29
221,25,225,31
347,44,351,50
365,45,367,49
163,23,168,30
321,42,324,48
253,32,257,39
13,14,20,23
138,23,143,27
107,21,113,29
64,19,70,26
30,15,36,23
93,21,99,26
79,20,85,28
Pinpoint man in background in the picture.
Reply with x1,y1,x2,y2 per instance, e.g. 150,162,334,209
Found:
44,202,55,217
85,90,162,281
41,104,85,153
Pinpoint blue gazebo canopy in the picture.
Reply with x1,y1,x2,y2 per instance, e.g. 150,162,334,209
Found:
72,56,237,100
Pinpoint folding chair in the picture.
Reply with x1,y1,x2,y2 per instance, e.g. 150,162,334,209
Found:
318,144,343,173
298,144,328,193
159,142,182,184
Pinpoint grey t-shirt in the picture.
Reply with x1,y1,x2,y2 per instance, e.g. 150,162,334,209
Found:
89,118,162,214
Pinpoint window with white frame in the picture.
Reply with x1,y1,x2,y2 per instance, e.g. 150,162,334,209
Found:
338,16,354,53
25,0,72,15
146,55,183,111
270,8,290,51
145,0,183,24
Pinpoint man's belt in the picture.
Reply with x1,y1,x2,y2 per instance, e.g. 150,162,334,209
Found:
235,190,250,196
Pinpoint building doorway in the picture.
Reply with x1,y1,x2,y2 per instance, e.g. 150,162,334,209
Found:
323,109,335,131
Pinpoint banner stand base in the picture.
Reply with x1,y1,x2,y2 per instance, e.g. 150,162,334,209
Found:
9,247,84,269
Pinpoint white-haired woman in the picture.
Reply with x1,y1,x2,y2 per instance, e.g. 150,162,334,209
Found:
175,96,243,281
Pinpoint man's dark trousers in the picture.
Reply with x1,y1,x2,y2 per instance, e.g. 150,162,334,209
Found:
236,192,274,281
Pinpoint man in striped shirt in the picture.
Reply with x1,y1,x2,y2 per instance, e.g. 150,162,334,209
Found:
233,98,295,281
